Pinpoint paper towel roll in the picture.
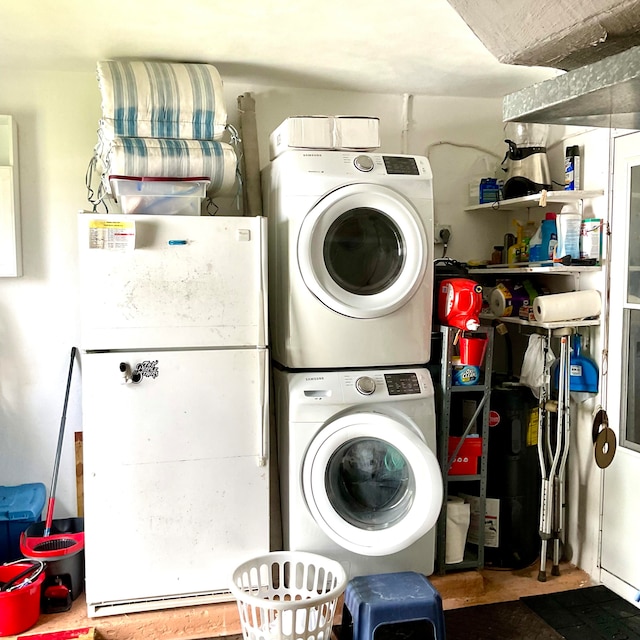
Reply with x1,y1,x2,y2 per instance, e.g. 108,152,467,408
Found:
446,497,470,564
533,290,601,323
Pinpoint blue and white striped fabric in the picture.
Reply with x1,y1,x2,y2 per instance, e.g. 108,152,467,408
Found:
98,137,237,196
97,60,228,141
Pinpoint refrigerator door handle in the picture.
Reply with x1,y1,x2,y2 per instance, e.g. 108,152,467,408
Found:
259,348,269,467
259,217,268,348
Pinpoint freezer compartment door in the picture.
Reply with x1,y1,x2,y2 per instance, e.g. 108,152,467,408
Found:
78,214,267,350
81,348,270,611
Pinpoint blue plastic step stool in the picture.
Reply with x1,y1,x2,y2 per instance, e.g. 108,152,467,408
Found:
342,572,446,640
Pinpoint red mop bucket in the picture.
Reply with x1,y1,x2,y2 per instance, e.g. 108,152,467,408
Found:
0,561,45,636
19,348,84,613
21,348,84,560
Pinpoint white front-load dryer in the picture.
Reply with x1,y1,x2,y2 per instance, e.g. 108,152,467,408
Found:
274,366,442,578
263,150,434,369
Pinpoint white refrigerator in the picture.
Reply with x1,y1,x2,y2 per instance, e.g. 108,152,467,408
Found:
77,213,270,617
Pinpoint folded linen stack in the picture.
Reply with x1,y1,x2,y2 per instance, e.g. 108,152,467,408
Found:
91,60,237,208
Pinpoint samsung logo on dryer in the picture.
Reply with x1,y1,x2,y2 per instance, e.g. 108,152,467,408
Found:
305,376,325,381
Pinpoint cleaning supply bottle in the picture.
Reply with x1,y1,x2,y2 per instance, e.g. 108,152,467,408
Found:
507,220,524,264
540,212,557,261
564,145,581,191
556,205,581,260
521,221,537,262
528,224,542,262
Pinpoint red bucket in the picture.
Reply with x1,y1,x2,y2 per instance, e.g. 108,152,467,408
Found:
0,562,45,636
459,334,488,366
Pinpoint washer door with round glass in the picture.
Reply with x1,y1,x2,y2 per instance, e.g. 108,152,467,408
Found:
297,184,428,319
302,411,442,556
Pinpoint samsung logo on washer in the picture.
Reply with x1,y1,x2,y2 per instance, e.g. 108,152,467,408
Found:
305,376,325,381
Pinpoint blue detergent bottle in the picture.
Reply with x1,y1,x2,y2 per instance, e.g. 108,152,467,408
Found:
540,212,557,260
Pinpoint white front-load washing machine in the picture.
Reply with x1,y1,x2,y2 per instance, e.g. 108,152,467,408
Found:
274,366,442,577
263,150,434,369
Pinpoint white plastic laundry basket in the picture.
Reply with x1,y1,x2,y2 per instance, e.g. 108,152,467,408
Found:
230,551,348,640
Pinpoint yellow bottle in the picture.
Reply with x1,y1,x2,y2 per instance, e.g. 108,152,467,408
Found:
507,220,523,264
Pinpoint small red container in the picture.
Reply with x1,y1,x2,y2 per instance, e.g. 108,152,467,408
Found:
0,563,45,636
459,334,488,367
448,436,483,475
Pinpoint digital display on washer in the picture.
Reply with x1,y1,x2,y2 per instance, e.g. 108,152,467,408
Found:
382,156,419,175
384,372,421,395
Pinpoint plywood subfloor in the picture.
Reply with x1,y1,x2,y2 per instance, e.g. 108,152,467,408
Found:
11,561,591,640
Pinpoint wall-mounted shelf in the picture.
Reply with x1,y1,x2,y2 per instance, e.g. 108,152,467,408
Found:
469,264,601,275
480,314,600,330
464,189,604,213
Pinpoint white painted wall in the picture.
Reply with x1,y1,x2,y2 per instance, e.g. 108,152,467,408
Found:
0,68,612,585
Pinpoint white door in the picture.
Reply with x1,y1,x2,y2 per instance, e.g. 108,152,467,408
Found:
601,130,640,601
302,410,442,556
82,348,269,615
77,214,267,350
297,184,428,318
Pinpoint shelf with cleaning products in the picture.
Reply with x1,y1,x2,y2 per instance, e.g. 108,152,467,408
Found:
464,189,604,212
480,313,600,330
468,264,601,276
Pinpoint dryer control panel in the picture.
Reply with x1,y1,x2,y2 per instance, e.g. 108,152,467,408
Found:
271,149,432,180
382,155,420,175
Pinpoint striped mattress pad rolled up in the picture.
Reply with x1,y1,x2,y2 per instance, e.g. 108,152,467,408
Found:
97,60,228,141
95,136,238,197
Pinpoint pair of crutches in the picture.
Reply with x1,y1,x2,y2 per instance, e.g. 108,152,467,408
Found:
537,330,571,582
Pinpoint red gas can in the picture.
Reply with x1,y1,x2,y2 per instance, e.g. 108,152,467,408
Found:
438,278,483,331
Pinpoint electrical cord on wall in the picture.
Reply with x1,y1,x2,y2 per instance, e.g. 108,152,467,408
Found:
439,227,451,258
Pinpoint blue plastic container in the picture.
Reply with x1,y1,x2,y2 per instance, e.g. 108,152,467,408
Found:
540,213,558,261
0,483,46,563
552,334,599,393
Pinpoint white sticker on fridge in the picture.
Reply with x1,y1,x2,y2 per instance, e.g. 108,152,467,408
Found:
88,219,136,250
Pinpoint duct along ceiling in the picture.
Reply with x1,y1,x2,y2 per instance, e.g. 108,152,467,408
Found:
447,0,640,127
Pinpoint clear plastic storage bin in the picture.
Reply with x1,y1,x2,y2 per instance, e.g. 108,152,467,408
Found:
230,551,347,640
109,176,210,215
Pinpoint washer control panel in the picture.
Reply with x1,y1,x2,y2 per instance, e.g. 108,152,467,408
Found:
384,372,421,395
292,368,433,405
355,376,376,395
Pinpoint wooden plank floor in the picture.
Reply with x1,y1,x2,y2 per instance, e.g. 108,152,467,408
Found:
12,561,591,640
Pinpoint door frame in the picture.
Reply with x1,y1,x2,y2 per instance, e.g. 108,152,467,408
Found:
600,129,640,600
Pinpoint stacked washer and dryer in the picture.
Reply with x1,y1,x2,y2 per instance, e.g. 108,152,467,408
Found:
263,149,443,578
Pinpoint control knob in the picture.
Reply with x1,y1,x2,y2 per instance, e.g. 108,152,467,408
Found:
355,376,376,395
353,155,374,172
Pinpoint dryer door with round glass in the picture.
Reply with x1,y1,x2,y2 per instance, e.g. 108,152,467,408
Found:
297,184,428,319
301,411,442,556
